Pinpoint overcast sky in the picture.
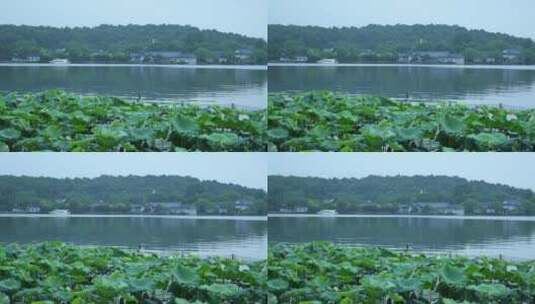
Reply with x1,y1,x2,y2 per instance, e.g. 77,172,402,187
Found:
0,153,267,190
0,0,267,39
269,153,535,191
270,0,535,40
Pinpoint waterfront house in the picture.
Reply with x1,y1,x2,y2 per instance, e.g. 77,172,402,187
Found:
147,202,197,215
280,56,308,63
502,49,522,62
279,206,308,213
142,51,198,65
11,206,41,213
235,200,254,212
410,51,465,65
234,49,253,62
398,204,412,214
413,202,464,215
502,200,522,213
26,206,41,213
11,55,40,63
130,52,145,63
397,53,412,63
212,51,229,64
295,206,308,213
129,204,145,214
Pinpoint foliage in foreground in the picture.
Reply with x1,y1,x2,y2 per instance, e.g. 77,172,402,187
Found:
268,91,535,152
0,242,266,303
0,90,266,152
268,242,535,304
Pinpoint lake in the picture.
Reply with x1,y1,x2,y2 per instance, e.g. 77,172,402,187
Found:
269,64,535,108
0,64,267,109
268,215,535,260
0,215,267,260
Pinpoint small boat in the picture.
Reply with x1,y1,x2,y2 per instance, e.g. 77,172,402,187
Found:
49,59,70,64
317,209,338,216
49,209,71,215
317,58,338,64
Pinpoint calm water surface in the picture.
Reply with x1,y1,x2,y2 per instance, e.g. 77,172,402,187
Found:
269,215,535,260
0,64,267,109
0,215,267,260
269,64,535,108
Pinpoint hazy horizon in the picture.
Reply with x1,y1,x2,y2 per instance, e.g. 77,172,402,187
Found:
269,153,535,191
0,153,267,191
269,0,535,40
0,0,267,39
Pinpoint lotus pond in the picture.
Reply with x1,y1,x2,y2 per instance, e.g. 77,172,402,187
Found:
268,242,535,304
0,242,266,303
268,91,535,152
0,90,266,152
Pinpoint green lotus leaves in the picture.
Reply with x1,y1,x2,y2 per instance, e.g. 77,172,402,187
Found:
268,242,535,303
173,115,200,135
269,91,535,151
173,264,199,285
201,283,241,298
467,132,509,149
267,279,289,291
441,113,465,134
0,278,21,293
267,127,289,140
468,283,511,299
440,264,466,286
0,128,21,140
0,142,8,152
0,90,266,151
0,242,266,303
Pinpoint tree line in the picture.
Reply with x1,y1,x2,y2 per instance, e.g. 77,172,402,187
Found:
268,175,535,215
0,175,267,215
0,24,267,64
268,24,535,64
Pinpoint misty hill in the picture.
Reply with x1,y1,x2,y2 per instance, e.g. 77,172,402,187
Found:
268,24,535,64
268,175,535,215
0,175,266,215
0,24,267,64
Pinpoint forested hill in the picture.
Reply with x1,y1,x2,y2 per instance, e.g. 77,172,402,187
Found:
0,24,267,64
268,175,535,215
0,175,266,214
268,24,535,64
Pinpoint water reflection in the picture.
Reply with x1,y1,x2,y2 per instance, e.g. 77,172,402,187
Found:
268,216,535,260
0,64,267,109
0,216,267,260
269,65,535,108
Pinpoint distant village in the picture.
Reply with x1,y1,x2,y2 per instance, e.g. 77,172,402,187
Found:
276,48,525,65
9,48,257,65
275,199,524,216
7,199,259,216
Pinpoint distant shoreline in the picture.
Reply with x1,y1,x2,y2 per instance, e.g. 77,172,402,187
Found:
268,62,535,70
269,214,535,221
0,62,267,70
0,214,267,221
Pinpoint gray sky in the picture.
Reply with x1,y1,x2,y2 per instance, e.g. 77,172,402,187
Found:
0,153,267,191
270,0,535,40
0,0,267,39
269,153,535,191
